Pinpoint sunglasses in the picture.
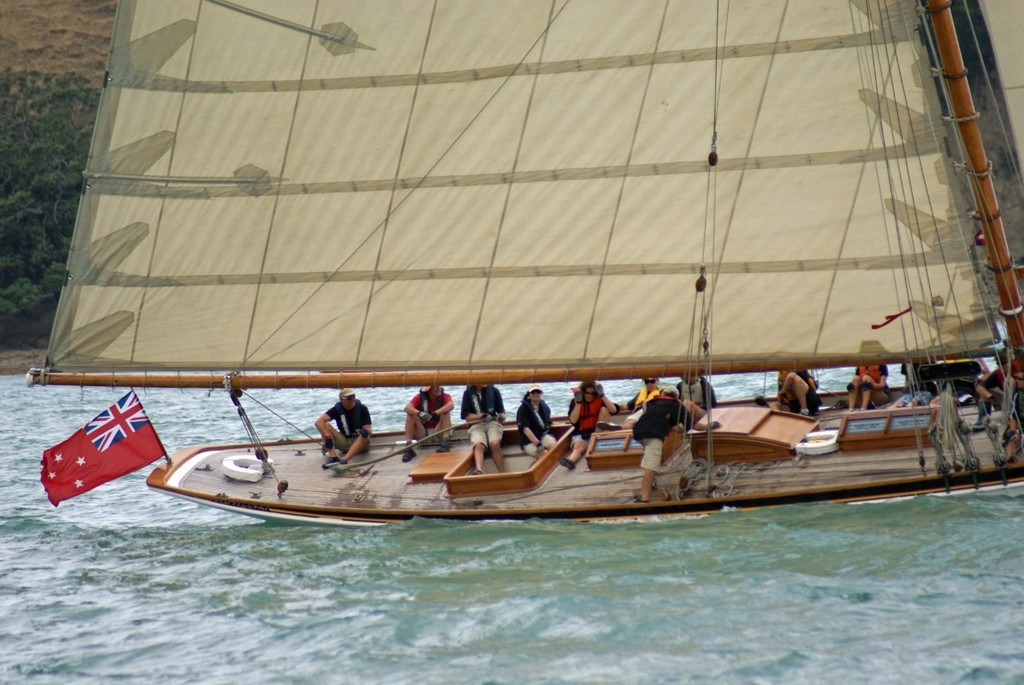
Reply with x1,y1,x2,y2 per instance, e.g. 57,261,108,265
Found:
644,379,657,383
530,389,543,395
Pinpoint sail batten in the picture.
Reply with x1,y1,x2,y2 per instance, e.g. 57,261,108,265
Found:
109,31,894,95
49,0,998,375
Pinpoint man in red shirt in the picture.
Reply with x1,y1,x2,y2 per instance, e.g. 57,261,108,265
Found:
401,385,454,462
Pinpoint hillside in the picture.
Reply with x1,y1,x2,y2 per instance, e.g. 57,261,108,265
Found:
0,0,115,372
0,0,115,78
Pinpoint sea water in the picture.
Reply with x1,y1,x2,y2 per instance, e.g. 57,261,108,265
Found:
3,371,1024,685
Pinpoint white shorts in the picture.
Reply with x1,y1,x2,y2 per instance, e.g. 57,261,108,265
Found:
469,421,504,445
640,437,664,471
523,433,557,456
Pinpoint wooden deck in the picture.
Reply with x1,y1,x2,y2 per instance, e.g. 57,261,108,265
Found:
147,404,1024,523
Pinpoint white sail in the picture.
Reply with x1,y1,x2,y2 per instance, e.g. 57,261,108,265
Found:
50,0,992,374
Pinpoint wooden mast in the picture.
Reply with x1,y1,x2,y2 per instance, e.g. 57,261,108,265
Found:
926,0,1024,351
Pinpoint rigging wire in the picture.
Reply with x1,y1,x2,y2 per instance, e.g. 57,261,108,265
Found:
910,1,996,352
246,1,576,365
240,389,320,441
918,2,1020,353
957,2,1024,353
225,381,287,493
864,0,942,463
691,0,730,490
858,0,939,364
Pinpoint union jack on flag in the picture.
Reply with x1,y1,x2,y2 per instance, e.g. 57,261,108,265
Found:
85,391,151,452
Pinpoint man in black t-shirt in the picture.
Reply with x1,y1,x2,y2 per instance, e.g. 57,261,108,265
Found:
315,388,372,467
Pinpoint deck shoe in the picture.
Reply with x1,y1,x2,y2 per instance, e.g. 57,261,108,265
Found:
401,447,417,463
322,456,344,469
437,440,451,453
754,396,768,407
467,467,482,476
596,421,617,432
559,456,576,470
799,408,810,416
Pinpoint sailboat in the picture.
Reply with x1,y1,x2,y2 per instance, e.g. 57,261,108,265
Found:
28,0,1024,524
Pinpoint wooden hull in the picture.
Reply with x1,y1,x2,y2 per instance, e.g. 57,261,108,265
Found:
145,404,1024,525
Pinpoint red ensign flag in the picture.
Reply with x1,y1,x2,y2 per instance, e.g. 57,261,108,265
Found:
41,391,166,506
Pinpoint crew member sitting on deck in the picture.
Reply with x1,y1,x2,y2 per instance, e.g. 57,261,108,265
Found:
632,386,689,503
401,385,454,462
461,384,507,475
773,370,821,416
848,364,889,410
316,388,372,468
975,357,1008,428
676,373,718,410
621,377,663,430
560,380,618,470
517,384,555,459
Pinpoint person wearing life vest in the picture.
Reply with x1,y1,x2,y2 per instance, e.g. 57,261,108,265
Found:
401,385,454,462
559,380,618,470
621,376,664,430
315,388,372,467
632,387,689,503
461,384,507,475
847,364,889,410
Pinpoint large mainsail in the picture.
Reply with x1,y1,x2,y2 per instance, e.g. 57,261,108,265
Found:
50,0,993,375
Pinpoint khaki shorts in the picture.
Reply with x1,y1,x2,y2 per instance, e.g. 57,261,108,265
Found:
640,437,664,471
327,427,369,454
469,421,504,445
523,433,557,456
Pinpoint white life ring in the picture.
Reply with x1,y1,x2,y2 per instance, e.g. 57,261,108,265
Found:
221,455,270,482
795,429,840,456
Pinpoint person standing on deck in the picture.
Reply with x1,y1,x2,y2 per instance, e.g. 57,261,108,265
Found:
401,385,454,462
560,380,618,470
517,384,556,459
316,388,372,468
632,387,689,503
461,384,506,475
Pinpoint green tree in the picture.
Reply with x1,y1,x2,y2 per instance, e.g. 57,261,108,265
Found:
0,70,97,316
